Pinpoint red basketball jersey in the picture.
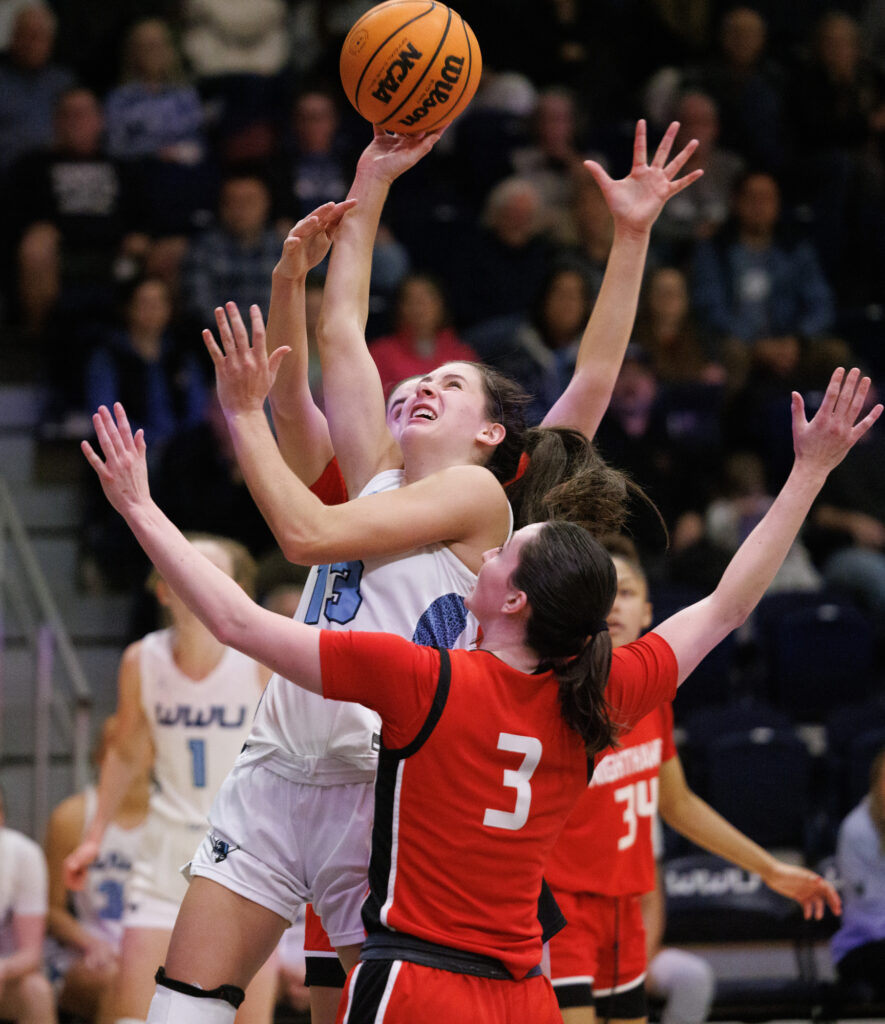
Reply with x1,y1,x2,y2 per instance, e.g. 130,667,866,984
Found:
321,630,677,980
546,702,676,898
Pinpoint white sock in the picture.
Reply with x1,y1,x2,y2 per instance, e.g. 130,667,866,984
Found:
145,984,237,1024
116,1018,147,1024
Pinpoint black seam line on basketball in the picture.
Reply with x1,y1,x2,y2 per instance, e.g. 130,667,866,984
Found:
376,4,452,126
353,3,437,116
420,12,473,132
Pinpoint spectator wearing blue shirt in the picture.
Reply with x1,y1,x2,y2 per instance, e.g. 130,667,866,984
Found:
0,4,75,176
181,170,281,331
85,277,208,462
691,170,835,387
831,746,885,1000
104,18,214,242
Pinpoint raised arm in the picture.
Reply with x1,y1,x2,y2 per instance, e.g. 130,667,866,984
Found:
204,304,508,567
317,128,442,495
542,120,703,438
655,367,882,682
82,405,324,690
658,754,840,920
264,201,354,484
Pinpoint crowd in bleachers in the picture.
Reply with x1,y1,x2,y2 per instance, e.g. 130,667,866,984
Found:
2,0,885,1020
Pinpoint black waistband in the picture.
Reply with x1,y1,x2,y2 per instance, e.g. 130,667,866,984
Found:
360,932,542,981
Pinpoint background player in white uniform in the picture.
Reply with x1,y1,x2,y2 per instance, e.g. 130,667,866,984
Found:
44,715,149,1024
0,783,57,1023
79,359,879,1024
63,535,276,1024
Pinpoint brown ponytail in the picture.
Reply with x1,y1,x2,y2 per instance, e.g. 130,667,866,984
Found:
512,521,618,754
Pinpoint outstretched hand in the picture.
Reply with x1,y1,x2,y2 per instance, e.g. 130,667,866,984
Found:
766,860,842,920
204,302,291,416
584,119,703,238
792,367,882,475
275,199,357,280
81,404,151,520
357,125,445,185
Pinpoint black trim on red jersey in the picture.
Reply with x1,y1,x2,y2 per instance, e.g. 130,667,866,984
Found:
344,960,398,1023
362,648,452,935
385,648,452,758
361,932,543,980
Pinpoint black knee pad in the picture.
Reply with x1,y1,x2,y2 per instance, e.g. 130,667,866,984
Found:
155,966,245,1009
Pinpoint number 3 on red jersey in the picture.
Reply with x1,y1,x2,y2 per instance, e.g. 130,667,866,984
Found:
483,733,543,831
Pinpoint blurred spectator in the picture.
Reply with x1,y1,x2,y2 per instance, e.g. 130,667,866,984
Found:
181,0,289,78
809,383,885,634
469,263,594,425
180,0,290,152
84,276,209,459
651,90,746,263
595,345,717,551
831,746,885,1001
445,175,559,331
0,0,37,48
180,169,281,330
448,70,536,212
43,715,149,1024
683,6,788,173
0,783,57,1024
787,11,885,305
633,265,724,385
702,451,822,593
691,170,835,387
368,272,477,398
104,17,215,246
0,3,75,176
561,173,614,298
273,88,354,224
509,86,592,243
7,86,148,343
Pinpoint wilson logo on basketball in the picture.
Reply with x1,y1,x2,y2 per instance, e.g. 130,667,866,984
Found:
371,42,423,104
397,54,464,127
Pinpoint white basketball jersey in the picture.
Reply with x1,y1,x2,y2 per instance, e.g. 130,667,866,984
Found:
242,469,483,782
72,787,144,948
140,629,264,825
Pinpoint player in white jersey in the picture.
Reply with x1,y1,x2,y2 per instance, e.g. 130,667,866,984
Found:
44,716,149,1024
112,120,704,1024
64,535,277,1024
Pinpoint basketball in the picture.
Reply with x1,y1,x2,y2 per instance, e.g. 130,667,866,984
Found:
339,1,482,135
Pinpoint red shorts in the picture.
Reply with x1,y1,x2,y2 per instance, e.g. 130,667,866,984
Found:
305,904,337,954
547,890,647,996
337,959,561,1023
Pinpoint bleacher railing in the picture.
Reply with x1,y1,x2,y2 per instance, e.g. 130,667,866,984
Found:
0,476,92,836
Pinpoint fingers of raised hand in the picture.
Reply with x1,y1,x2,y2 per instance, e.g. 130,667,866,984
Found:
651,120,679,168
632,119,648,167
663,138,698,180
225,301,251,347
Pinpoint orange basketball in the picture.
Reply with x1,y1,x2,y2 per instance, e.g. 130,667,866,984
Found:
340,1,482,135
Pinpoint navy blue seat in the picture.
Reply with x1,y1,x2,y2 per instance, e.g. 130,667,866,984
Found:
753,596,877,721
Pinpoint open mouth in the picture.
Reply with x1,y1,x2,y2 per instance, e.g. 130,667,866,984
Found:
410,404,437,422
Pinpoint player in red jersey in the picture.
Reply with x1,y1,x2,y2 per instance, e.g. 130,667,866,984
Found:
80,362,877,1023
546,534,842,1024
